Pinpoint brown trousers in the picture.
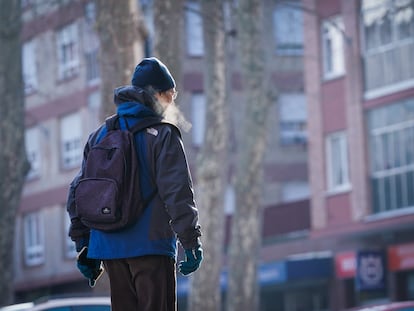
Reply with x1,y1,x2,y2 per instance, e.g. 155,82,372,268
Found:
103,255,176,311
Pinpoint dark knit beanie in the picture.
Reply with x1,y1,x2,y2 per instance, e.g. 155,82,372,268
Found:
131,57,176,92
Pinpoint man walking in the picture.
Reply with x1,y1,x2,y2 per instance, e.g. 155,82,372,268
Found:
67,57,203,311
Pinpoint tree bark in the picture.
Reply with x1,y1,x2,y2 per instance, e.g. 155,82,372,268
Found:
0,0,29,305
95,0,145,121
226,0,271,310
188,1,228,311
152,0,183,89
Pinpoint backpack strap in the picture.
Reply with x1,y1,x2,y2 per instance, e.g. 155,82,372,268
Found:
105,115,178,136
129,117,164,134
105,114,120,131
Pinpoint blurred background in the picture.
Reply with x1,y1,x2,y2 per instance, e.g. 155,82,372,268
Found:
1,0,414,310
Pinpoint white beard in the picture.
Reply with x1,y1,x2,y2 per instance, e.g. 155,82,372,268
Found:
160,101,192,133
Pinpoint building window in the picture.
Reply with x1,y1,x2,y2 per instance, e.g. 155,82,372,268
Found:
65,213,76,259
284,287,328,311
273,3,303,55
281,181,310,203
321,16,345,80
60,112,82,169
83,1,100,79
141,0,155,56
362,0,414,98
191,93,206,147
84,1,96,25
23,40,37,94
224,185,235,215
326,131,350,193
56,22,79,80
21,0,32,9
85,49,100,83
25,127,41,179
23,212,45,266
185,1,204,56
279,93,307,145
88,91,101,131
396,0,414,40
223,0,236,52
368,97,414,214
408,272,414,299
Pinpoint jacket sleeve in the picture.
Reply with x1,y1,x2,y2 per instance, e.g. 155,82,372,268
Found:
66,169,89,251
154,126,202,250
66,128,101,251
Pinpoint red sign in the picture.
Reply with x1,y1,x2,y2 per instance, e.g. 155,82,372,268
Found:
335,251,356,279
388,243,414,271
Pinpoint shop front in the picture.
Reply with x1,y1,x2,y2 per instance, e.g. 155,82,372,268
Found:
388,242,414,300
177,254,333,311
334,243,414,309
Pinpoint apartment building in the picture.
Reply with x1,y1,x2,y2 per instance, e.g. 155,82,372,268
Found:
303,0,414,309
17,0,311,309
17,0,107,300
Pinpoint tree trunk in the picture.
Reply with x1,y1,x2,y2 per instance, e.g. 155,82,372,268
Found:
226,0,271,310
95,0,145,121
188,2,227,311
152,0,183,89
0,0,29,306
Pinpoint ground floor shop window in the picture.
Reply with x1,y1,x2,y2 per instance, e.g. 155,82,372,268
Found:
261,284,328,311
408,272,414,299
396,270,414,300
261,289,283,311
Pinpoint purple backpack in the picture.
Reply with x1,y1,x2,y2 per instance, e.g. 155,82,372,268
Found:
74,115,162,232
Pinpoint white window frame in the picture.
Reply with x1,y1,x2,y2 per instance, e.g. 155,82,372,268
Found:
23,40,37,94
24,212,45,266
326,131,351,193
322,16,345,80
191,93,206,147
185,1,204,56
361,0,414,98
273,3,304,55
60,112,83,169
56,22,79,80
25,127,41,179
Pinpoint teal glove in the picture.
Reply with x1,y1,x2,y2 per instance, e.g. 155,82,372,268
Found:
178,246,203,275
77,247,103,287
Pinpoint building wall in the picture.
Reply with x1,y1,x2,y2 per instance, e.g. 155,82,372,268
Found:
17,0,103,296
305,0,414,308
15,0,310,305
303,0,327,229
